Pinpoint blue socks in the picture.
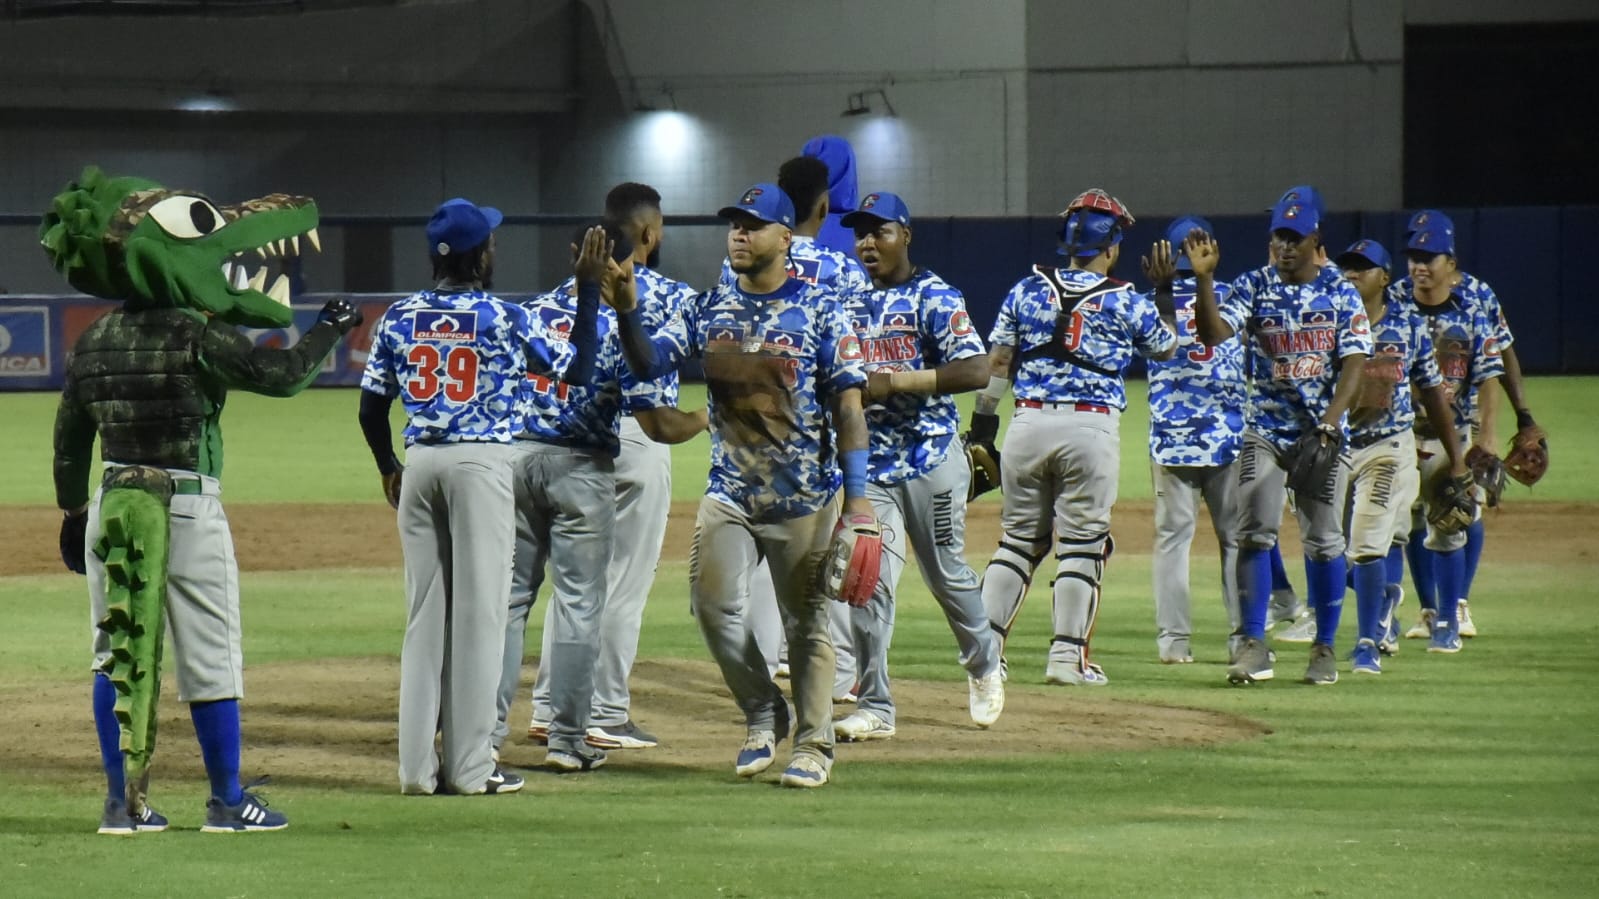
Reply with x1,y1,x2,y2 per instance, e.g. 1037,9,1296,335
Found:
1405,530,1437,611
1269,543,1293,593
1385,544,1406,587
1352,558,1386,643
1463,518,1485,600
1306,556,1347,647
93,674,125,801
190,699,243,805
1433,547,1465,632
1240,547,1272,639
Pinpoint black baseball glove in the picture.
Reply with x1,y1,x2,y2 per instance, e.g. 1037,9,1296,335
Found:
317,297,364,335
59,508,88,575
963,411,1002,501
1285,428,1342,503
1465,445,1507,508
1426,468,1478,534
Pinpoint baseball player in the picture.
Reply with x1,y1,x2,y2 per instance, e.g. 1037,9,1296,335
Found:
524,185,700,751
1186,188,1372,686
1394,210,1539,640
48,171,358,833
975,189,1177,687
1144,215,1248,665
607,183,873,789
516,211,707,757
496,223,706,772
1394,221,1504,653
1333,239,1468,673
361,200,591,795
723,156,871,700
828,191,1006,742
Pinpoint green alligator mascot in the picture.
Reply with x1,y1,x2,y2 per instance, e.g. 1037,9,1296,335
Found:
43,166,361,834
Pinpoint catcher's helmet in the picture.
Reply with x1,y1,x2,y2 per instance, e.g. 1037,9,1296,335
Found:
1058,189,1134,258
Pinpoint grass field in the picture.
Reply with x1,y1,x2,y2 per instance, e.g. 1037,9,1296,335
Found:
2,379,1597,897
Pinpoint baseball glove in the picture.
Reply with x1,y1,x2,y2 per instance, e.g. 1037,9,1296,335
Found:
1425,468,1478,534
1465,445,1507,508
821,513,883,608
1285,430,1342,502
964,435,1002,501
1504,433,1549,486
59,508,88,575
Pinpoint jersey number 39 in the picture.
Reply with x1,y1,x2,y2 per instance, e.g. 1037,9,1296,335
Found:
406,345,479,402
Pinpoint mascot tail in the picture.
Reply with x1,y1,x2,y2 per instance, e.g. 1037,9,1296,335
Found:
94,466,173,817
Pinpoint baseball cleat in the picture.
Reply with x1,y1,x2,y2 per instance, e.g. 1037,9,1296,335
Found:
735,730,777,777
1405,609,1436,640
968,669,1005,728
1227,631,1247,665
1427,620,1462,654
1226,638,1276,685
477,767,525,794
1275,614,1317,644
779,755,830,789
1269,589,1306,628
1457,601,1477,638
201,788,287,833
546,746,608,773
1044,658,1109,687
585,720,659,750
1303,643,1339,685
1350,639,1382,675
527,718,550,745
833,709,896,742
98,797,168,835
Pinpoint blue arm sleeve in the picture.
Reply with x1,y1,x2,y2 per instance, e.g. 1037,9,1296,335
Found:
615,306,680,382
562,281,601,386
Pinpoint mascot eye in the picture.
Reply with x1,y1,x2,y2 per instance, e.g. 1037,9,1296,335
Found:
148,195,224,239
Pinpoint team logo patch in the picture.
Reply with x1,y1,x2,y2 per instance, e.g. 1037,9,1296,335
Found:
0,307,50,376
882,311,917,333
741,187,763,205
413,309,477,342
538,308,575,343
707,321,745,346
763,329,803,354
1301,309,1334,328
787,257,823,285
838,334,864,361
950,310,974,336
1350,310,1370,336
861,193,880,210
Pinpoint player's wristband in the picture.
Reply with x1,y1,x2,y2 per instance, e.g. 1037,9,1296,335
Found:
841,449,869,500
1515,408,1536,430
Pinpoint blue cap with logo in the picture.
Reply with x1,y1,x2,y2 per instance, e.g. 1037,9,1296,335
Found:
1270,185,1325,219
1270,196,1320,238
1405,209,1455,238
1335,239,1391,271
841,191,911,229
1407,225,1456,257
1165,214,1212,271
427,197,503,256
718,183,796,228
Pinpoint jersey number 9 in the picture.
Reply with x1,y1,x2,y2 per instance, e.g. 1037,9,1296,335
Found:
406,345,479,402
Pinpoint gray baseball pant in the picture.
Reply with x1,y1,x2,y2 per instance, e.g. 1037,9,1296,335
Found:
1235,430,1349,560
748,558,858,695
494,441,616,755
396,442,515,795
1152,461,1242,657
530,416,671,729
692,495,838,766
851,450,1001,726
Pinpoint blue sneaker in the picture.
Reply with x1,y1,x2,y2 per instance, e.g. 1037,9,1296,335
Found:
735,698,790,777
98,797,168,835
202,785,287,833
1428,620,1462,654
1351,639,1383,675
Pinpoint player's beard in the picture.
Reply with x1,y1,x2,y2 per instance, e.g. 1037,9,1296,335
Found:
730,247,783,277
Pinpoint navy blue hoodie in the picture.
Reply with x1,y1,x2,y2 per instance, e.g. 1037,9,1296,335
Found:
801,135,860,259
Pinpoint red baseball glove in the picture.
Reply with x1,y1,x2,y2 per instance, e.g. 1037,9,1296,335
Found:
821,513,883,608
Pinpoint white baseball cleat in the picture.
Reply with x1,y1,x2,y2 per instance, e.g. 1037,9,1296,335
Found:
1044,658,1109,687
833,709,896,742
1274,614,1317,644
968,670,1006,728
1457,601,1477,638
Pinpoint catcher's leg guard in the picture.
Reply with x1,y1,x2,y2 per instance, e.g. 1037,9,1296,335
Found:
981,532,1049,648
94,467,173,817
1049,532,1114,665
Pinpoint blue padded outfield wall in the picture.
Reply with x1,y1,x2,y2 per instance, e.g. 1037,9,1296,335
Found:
3,205,1592,390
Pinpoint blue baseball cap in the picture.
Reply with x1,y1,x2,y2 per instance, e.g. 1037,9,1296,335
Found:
1058,208,1124,258
1271,185,1325,220
1405,209,1455,238
427,197,502,256
1270,197,1320,237
1335,239,1391,271
718,183,795,228
1165,214,1212,271
1407,226,1456,257
840,191,911,228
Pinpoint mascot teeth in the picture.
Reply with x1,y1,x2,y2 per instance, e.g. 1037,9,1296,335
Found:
249,268,268,293
230,264,250,291
267,274,291,306
305,227,321,252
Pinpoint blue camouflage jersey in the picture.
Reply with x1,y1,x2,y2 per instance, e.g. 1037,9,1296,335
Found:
645,278,866,521
1220,265,1373,450
1393,285,1504,437
1147,277,1247,466
1391,271,1514,351
361,289,549,446
989,267,1176,410
720,234,870,293
840,268,986,485
512,287,637,457
552,264,693,413
1348,298,1443,446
